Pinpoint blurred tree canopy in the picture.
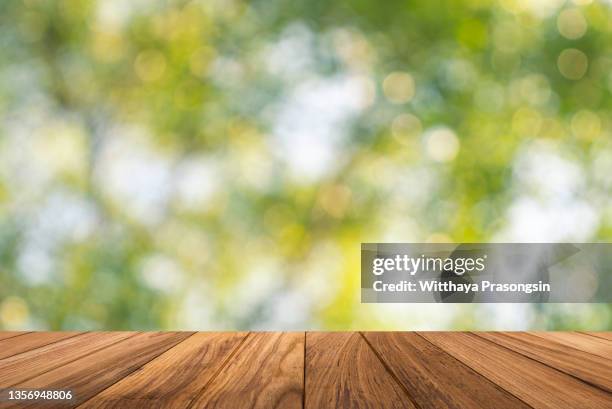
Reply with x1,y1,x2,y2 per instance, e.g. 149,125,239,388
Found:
0,0,610,330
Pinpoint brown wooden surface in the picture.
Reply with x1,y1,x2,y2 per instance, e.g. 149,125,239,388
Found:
190,332,304,409
2,332,191,409
362,332,530,409
476,332,612,392
530,332,612,360
80,332,247,409
421,332,612,409
581,332,612,342
0,332,80,360
0,332,135,387
0,333,29,342
0,331,609,408
305,332,413,409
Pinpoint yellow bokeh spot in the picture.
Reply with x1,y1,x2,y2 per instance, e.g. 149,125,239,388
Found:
91,29,126,63
557,48,588,80
519,74,551,106
571,110,601,140
0,297,29,328
189,47,216,78
36,120,88,180
318,184,352,219
332,29,375,72
538,118,566,139
264,204,294,233
424,127,460,163
557,8,587,40
391,113,422,145
512,107,542,136
134,50,167,83
383,71,415,104
279,223,309,256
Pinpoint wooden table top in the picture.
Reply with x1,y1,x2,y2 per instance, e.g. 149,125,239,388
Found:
0,331,609,408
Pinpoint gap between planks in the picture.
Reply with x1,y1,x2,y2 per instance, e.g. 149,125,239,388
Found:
1,332,610,409
0,332,140,388
472,332,611,393
184,332,252,409
0,332,32,342
0,332,84,361
8,332,193,409
77,332,201,408
422,332,611,409
358,332,423,409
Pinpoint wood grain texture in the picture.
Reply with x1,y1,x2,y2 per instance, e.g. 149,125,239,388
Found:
79,332,248,409
531,332,612,360
0,332,134,387
5,332,192,408
363,332,531,409
581,332,612,342
305,332,415,409
0,332,29,341
0,332,80,360
422,332,612,409
0,331,609,409
189,332,304,409
476,332,612,392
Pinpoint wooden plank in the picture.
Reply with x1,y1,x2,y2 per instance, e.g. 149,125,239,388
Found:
0,332,29,341
0,332,134,387
531,332,612,360
5,332,192,408
363,332,530,409
0,332,80,360
476,332,612,392
422,332,612,409
80,332,248,409
189,332,303,409
305,332,415,409
580,332,612,342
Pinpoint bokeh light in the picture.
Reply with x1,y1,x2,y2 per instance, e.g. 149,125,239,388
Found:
0,0,610,331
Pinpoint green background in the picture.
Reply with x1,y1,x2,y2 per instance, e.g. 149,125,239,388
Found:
0,0,610,330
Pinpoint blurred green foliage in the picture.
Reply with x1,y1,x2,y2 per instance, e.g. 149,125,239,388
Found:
0,0,610,330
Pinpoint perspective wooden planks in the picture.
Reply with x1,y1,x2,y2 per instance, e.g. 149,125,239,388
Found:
531,332,612,359
187,332,303,409
0,332,135,387
581,332,612,342
422,332,612,409
476,332,612,392
305,332,415,409
363,332,530,409
0,332,29,341
0,332,80,360
80,332,248,409
2,332,192,408
0,331,609,409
